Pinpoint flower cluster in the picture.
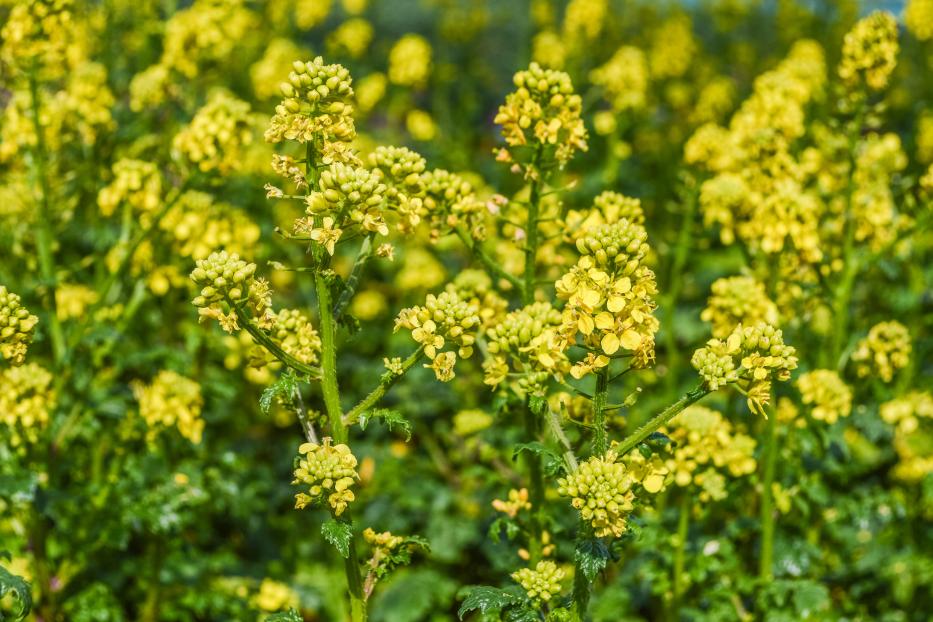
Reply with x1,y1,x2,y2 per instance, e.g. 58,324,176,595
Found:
512,560,564,604
0,363,55,446
797,369,852,424
265,56,356,153
293,438,359,516
905,0,933,41
252,579,300,613
661,406,757,502
491,488,532,519
97,159,162,217
837,11,899,91
880,392,933,482
369,145,427,232
159,0,257,78
566,191,645,237
363,527,405,553
701,276,779,338
691,322,798,415
557,449,636,538
298,162,388,248
850,321,911,383
395,291,481,381
589,46,648,113
388,34,432,88
0,0,74,73
0,285,38,366
555,218,659,376
494,63,588,170
172,91,254,174
190,251,272,332
132,370,204,444
484,302,566,390
162,191,261,262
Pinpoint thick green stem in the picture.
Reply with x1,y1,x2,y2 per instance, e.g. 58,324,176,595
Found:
758,410,777,581
523,400,545,562
592,366,611,455
671,495,691,615
28,68,66,365
570,527,593,619
616,385,710,456
315,273,346,443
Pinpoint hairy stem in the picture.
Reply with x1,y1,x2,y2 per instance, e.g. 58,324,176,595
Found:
592,366,611,455
546,406,579,472
28,68,66,365
342,346,425,426
230,302,321,378
672,494,691,614
615,385,710,456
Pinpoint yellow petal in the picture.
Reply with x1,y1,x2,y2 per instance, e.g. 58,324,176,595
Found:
595,312,614,330
643,474,665,494
620,329,642,350
601,333,620,355
607,296,625,313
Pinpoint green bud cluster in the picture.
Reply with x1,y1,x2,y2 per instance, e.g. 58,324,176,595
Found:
0,285,38,366
692,322,797,415
574,219,650,273
266,57,356,146
190,251,258,307
272,309,322,367
485,302,565,389
557,450,636,538
0,363,55,447
172,91,254,174
487,302,562,357
838,11,899,91
421,168,479,222
369,146,426,195
511,560,565,604
97,158,162,217
701,275,778,339
593,191,644,224
396,290,480,381
304,162,387,236
293,438,359,516
851,320,911,383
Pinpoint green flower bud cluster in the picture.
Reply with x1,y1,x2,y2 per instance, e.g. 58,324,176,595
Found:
0,363,55,447
421,168,483,236
494,62,588,169
797,369,852,424
0,285,38,366
573,219,650,272
511,560,565,604
880,392,933,482
445,269,508,329
700,275,779,339
97,159,162,218
662,406,757,502
692,322,798,416
851,320,911,383
388,34,432,88
271,308,321,367
396,290,480,382
557,449,636,538
589,46,649,113
594,191,644,225
190,251,271,333
484,302,566,388
302,162,388,241
173,91,254,174
265,57,356,149
293,438,359,516
369,146,426,198
838,11,899,91
0,0,73,72
132,370,204,444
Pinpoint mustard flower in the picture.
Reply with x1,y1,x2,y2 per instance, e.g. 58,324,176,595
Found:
293,438,359,516
512,560,565,604
797,369,853,424
133,370,205,444
851,321,911,383
0,285,38,366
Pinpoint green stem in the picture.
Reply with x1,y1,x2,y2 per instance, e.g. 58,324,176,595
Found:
342,346,425,426
672,495,691,615
663,183,697,393
454,225,523,293
758,409,777,581
231,302,321,379
28,67,66,366
546,405,579,472
592,366,611,455
616,385,710,456
570,527,593,619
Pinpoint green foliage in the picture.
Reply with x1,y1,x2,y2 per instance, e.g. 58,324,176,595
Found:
322,519,354,559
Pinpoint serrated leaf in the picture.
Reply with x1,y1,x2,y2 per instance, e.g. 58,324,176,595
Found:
457,586,522,619
358,408,412,441
513,441,560,463
0,559,32,621
259,370,298,414
265,610,303,622
321,518,353,558
488,517,521,543
505,606,541,622
528,395,548,416
575,537,610,582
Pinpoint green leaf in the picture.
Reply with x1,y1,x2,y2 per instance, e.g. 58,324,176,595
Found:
321,519,353,558
358,408,412,441
513,441,560,463
457,586,522,619
259,370,298,415
488,517,521,543
575,537,610,582
528,394,548,416
265,610,303,622
791,581,829,618
0,555,32,621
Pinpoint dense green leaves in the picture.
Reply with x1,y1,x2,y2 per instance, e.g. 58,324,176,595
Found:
0,554,31,621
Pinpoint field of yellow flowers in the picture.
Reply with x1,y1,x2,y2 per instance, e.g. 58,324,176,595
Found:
1,0,931,620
